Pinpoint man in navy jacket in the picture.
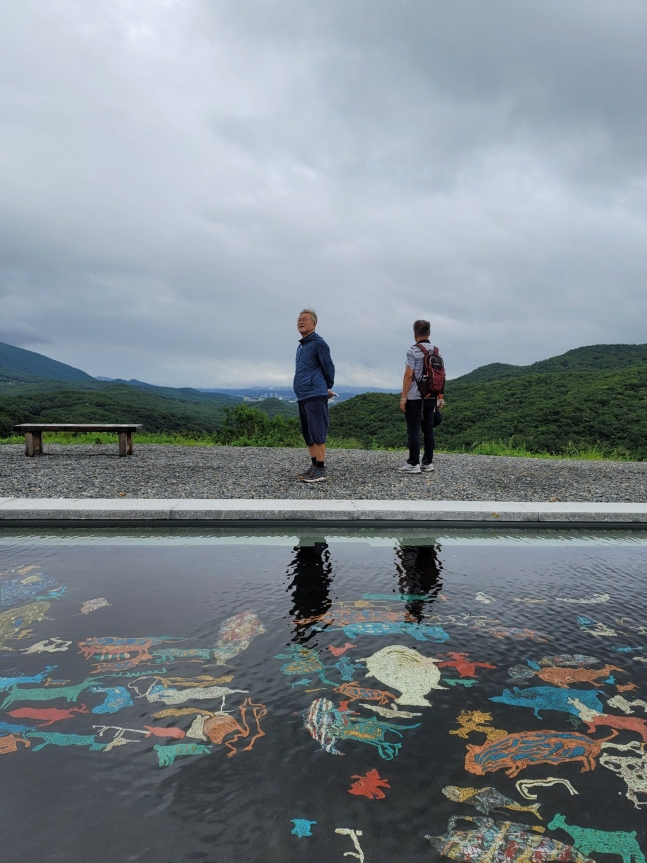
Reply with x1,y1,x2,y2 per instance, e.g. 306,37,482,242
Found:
293,308,336,482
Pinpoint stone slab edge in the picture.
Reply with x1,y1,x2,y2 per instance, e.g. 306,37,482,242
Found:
1,498,647,523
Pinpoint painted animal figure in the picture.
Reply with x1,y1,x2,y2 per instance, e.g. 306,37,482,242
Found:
475,626,551,642
465,729,618,778
1,677,97,709
152,648,212,663
577,617,617,637
153,742,211,767
335,681,396,705
25,730,105,751
79,598,111,614
360,704,422,719
301,698,346,755
135,679,248,706
337,714,420,760
362,645,445,706
143,725,185,739
348,769,390,800
600,745,647,809
213,612,265,664
489,686,605,720
569,698,647,742
0,733,30,754
607,696,647,715
0,721,36,735
0,665,58,691
450,711,507,742
328,643,354,657
78,637,157,673
0,602,51,650
331,622,449,642
537,664,623,688
275,645,335,685
20,637,71,654
89,686,133,714
538,654,599,668
438,653,496,678
548,814,645,863
192,698,267,756
8,704,90,727
0,575,62,609
515,778,579,800
427,816,593,863
296,609,402,627
442,786,541,820
156,674,233,688
507,664,537,683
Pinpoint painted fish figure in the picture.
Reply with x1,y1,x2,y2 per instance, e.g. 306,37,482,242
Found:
213,612,265,665
301,698,346,755
89,686,133,714
0,602,51,650
362,645,445,706
442,786,542,820
329,622,449,642
275,645,335,685
427,816,593,863
80,598,111,615
0,575,63,609
489,686,605,719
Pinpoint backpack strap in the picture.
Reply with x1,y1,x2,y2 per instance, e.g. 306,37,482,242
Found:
413,342,429,356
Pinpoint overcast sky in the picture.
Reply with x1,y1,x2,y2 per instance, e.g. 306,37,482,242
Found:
1,1,646,387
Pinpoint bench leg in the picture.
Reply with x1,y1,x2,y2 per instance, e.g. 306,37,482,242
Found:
126,431,133,455
118,432,128,457
25,432,43,456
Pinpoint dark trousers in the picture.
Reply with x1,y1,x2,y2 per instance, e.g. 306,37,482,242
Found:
405,398,436,465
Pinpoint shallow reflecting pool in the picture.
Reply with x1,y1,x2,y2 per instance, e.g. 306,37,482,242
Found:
1,528,646,863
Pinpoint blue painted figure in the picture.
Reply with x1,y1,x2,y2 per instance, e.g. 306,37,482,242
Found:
332,656,363,681
89,686,133,714
25,731,105,751
275,646,336,685
0,575,64,609
0,720,36,735
291,819,316,837
290,678,312,688
490,686,605,719
154,743,212,767
326,622,449,642
0,665,58,692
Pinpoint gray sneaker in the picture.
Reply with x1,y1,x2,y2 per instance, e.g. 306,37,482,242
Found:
297,464,316,479
301,466,329,483
420,462,435,472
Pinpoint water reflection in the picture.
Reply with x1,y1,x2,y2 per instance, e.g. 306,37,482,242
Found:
395,543,444,621
287,541,333,643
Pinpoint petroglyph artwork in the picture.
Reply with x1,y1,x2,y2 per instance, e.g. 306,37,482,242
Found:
475,593,495,604
78,636,179,673
130,678,248,706
617,684,639,692
184,698,267,756
19,637,71,654
152,648,212,663
537,655,599,668
0,574,64,609
335,681,395,705
547,814,646,863
335,828,365,863
142,725,185,739
489,686,605,719
427,816,592,863
473,625,552,642
324,621,449,642
331,656,363,681
0,733,30,755
465,729,618,778
275,645,335,685
577,617,618,637
0,665,58,691
25,730,105,751
556,594,610,604
360,703,422,719
0,602,51,650
508,664,537,683
515,778,579,800
89,686,133,715
153,742,212,767
328,643,355,657
348,769,390,799
79,598,111,615
291,819,316,837
444,679,477,687
608,696,647,714
298,607,402,627
442,786,541,820
213,612,265,665
290,678,311,688
155,674,234,688
536,664,623,688
569,698,647,742
450,711,507,742
1,677,97,709
8,704,90,726
600,741,647,809
361,645,445,706
438,652,496,678
93,725,149,750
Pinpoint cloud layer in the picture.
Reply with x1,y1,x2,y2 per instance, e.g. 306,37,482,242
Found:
1,0,646,385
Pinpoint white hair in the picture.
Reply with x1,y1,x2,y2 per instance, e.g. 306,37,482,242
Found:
299,308,318,325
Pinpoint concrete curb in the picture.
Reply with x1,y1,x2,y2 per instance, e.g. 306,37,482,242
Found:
1,498,647,525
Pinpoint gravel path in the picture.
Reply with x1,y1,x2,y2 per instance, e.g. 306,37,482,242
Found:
0,444,646,500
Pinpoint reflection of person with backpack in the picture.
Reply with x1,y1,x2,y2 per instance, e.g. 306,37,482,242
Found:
398,319,445,474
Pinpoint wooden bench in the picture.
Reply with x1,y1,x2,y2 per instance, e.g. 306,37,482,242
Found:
13,424,144,457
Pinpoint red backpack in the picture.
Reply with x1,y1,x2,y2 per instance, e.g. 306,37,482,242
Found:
414,343,446,399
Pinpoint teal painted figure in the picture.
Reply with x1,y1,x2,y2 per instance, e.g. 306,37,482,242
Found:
0,665,58,692
89,686,133,714
332,656,362,681
291,819,316,837
275,646,335,685
322,621,449,642
25,731,105,751
548,814,646,863
152,648,211,663
154,743,212,767
489,686,605,719
1,678,98,709
0,574,64,609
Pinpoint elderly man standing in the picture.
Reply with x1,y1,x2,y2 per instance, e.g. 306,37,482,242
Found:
294,308,336,482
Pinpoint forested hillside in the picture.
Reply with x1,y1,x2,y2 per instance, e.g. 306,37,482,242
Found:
0,341,92,381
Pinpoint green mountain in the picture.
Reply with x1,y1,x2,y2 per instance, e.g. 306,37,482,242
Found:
0,341,93,382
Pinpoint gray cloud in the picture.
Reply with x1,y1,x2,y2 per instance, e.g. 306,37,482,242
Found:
1,0,646,386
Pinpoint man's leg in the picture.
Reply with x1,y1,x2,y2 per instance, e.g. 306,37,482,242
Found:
309,443,326,462
405,400,422,465
421,398,436,467
298,403,316,477
301,401,329,482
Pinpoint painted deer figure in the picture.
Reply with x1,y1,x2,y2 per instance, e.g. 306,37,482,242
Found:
187,697,267,757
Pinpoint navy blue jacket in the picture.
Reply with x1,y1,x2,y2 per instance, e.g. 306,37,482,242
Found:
293,332,335,401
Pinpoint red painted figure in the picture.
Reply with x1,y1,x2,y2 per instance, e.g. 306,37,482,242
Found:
8,704,90,727
437,653,496,678
348,769,391,800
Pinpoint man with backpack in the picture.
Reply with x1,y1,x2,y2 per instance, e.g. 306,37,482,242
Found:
294,308,336,482
399,319,445,473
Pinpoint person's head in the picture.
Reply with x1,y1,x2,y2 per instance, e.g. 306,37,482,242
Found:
413,319,430,341
297,308,318,337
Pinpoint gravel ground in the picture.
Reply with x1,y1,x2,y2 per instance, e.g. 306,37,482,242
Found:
0,444,646,500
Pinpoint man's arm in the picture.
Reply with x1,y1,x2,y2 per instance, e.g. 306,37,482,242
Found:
317,339,335,389
400,366,414,412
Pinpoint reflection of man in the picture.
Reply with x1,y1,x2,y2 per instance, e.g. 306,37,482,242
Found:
294,309,336,483
287,541,334,643
396,543,443,622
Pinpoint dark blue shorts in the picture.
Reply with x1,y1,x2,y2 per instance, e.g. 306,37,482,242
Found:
298,398,329,446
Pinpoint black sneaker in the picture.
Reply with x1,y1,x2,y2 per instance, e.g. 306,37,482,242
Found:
297,465,315,479
301,466,329,483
